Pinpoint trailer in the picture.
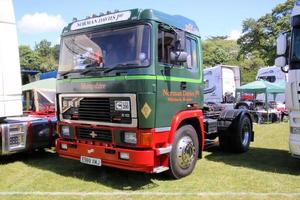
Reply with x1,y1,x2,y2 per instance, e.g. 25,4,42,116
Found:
55,9,254,179
204,65,240,104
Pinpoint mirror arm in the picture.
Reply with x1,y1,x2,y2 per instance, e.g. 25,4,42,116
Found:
281,66,289,73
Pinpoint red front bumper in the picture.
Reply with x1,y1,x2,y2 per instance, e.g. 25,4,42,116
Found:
56,138,157,173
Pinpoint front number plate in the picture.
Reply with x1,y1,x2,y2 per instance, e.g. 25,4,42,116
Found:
80,156,101,166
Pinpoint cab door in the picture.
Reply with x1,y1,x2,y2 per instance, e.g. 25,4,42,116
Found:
155,26,202,128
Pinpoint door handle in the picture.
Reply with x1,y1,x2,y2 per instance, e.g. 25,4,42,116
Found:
180,82,187,90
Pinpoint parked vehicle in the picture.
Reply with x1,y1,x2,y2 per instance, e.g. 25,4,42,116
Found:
256,66,287,103
55,9,254,179
1,79,57,155
0,0,23,119
204,65,240,103
0,0,56,155
275,0,300,158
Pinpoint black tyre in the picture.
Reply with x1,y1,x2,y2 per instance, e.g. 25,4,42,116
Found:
219,116,252,153
168,125,199,179
231,116,252,153
219,134,230,151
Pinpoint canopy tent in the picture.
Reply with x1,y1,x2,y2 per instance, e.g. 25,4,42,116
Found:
236,80,285,94
272,80,286,91
39,71,57,80
236,80,285,122
22,78,56,112
22,78,56,92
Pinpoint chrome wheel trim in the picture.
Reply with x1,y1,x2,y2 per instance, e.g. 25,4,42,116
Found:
176,136,196,169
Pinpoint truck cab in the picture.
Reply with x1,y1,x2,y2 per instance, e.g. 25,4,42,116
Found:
256,66,287,103
204,65,240,104
56,9,253,178
275,0,300,158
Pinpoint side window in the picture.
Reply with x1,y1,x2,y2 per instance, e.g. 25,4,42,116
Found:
158,29,176,65
158,27,198,70
185,37,198,71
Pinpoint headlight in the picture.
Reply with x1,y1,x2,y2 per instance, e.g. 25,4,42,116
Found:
7,123,27,151
60,125,74,138
115,100,130,111
9,124,25,133
291,127,300,135
123,132,137,144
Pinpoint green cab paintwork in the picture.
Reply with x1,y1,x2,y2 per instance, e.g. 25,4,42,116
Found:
57,8,204,129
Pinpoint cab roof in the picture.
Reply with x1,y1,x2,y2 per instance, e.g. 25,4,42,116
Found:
63,8,200,36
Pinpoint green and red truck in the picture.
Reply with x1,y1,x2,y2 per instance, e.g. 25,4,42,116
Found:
55,9,254,178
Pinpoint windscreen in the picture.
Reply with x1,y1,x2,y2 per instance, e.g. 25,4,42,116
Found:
58,24,151,74
257,76,276,83
290,28,300,69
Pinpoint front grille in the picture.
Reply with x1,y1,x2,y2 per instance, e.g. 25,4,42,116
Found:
77,128,112,142
78,98,111,122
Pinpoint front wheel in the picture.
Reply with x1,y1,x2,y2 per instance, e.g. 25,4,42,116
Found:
168,125,199,179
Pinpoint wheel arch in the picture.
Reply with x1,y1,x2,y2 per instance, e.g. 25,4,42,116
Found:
169,110,205,155
234,110,253,133
219,109,254,142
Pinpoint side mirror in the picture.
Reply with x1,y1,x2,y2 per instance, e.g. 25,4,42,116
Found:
170,51,188,63
276,33,287,56
175,30,186,51
275,56,286,67
275,56,289,73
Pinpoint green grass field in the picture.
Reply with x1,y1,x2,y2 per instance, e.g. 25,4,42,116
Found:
0,122,299,200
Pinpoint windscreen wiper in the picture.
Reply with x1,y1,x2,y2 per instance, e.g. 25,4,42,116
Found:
80,63,107,75
103,63,140,74
60,69,82,77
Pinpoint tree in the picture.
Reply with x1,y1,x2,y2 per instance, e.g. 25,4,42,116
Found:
238,0,295,66
35,39,52,57
19,45,43,70
19,40,60,72
52,44,60,61
239,51,265,84
202,37,240,67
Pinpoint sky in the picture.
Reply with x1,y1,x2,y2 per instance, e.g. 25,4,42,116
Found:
13,0,286,47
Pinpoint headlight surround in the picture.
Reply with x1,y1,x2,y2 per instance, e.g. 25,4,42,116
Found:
7,123,27,151
123,132,137,144
114,100,130,111
60,125,74,138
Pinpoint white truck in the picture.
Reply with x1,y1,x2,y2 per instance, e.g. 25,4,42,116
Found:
204,65,240,104
256,66,287,103
0,0,23,118
275,0,300,158
0,0,56,155
0,0,29,154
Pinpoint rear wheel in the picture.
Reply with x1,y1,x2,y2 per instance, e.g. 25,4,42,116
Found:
219,116,252,153
169,125,199,179
231,116,252,153
219,134,230,151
